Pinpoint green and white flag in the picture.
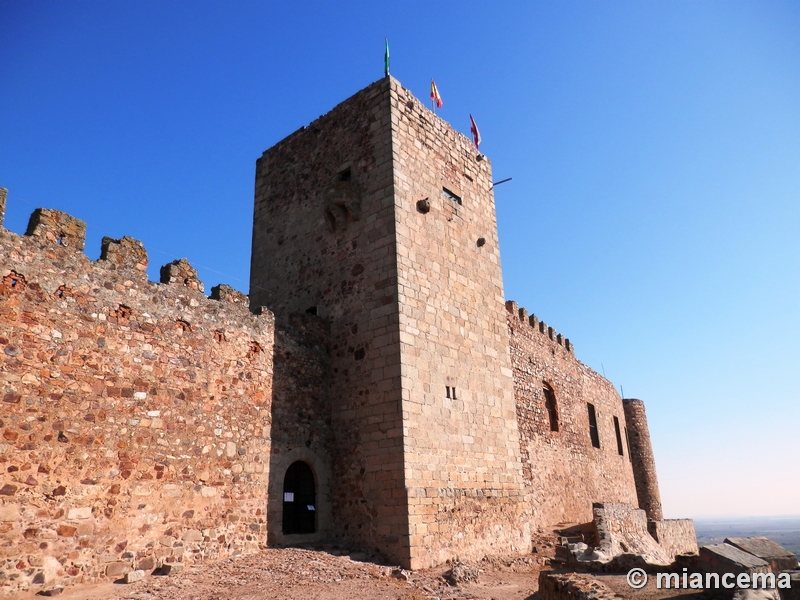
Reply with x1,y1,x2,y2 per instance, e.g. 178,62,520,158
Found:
384,38,390,76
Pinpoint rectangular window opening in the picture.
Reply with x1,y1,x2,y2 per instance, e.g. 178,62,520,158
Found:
587,403,601,449
614,416,624,456
446,386,451,399
442,187,462,206
543,385,559,432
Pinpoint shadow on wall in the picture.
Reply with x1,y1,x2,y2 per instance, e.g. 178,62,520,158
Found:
265,313,334,547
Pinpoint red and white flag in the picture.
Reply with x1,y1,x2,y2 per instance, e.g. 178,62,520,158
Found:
469,114,481,150
430,79,443,108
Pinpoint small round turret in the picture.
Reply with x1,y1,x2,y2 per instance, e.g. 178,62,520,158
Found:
623,398,663,521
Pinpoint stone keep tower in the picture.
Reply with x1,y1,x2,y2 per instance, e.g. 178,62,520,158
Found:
250,77,530,569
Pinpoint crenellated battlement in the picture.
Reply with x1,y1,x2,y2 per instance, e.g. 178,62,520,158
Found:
0,194,251,311
504,300,574,354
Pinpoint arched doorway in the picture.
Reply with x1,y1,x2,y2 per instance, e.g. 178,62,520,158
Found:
282,461,316,534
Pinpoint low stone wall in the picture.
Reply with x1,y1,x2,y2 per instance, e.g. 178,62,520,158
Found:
537,572,623,600
593,503,670,565
648,519,698,559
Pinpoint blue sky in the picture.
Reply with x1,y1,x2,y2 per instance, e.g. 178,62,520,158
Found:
1,1,798,518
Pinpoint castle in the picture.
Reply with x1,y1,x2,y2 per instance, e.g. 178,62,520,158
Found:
0,77,693,595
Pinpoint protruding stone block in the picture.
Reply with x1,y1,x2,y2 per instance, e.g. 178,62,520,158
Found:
100,236,148,273
106,561,131,578
124,569,145,583
160,258,204,292
25,208,86,251
158,562,184,576
210,284,248,306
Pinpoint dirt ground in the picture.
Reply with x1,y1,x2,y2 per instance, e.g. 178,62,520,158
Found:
9,537,711,600
11,547,551,600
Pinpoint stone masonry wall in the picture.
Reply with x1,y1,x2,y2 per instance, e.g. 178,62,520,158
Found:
507,303,639,528
267,313,334,546
592,502,669,564
250,77,409,563
648,519,698,559
0,208,274,596
389,80,530,568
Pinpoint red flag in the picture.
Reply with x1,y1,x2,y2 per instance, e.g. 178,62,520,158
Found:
469,114,481,150
430,79,443,108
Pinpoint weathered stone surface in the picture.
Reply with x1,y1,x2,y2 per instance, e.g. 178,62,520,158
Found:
124,569,145,583
700,543,771,575
725,537,799,573
25,208,86,250
159,562,184,575
538,571,623,600
732,590,781,600
106,561,132,578
66,506,92,520
100,235,148,273
0,207,274,595
159,257,204,292
564,503,671,568
0,504,20,521
444,563,479,585
648,519,698,559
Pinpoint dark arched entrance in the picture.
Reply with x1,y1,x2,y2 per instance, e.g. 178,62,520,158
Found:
282,461,316,534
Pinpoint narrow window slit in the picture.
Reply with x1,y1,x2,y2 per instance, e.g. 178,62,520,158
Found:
543,383,559,432
614,416,624,456
587,403,601,449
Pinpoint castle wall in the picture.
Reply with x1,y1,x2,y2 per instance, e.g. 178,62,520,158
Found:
506,303,639,527
0,211,273,596
250,78,410,562
390,81,530,568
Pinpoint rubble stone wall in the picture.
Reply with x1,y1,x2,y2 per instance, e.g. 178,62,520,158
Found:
0,211,274,596
507,305,639,527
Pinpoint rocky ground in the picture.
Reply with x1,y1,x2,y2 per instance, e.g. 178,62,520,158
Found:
12,544,555,600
